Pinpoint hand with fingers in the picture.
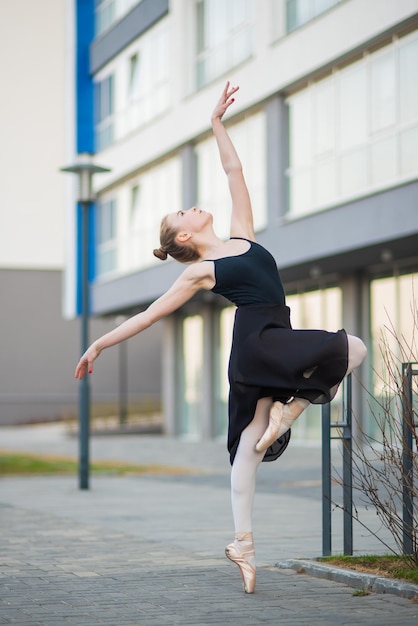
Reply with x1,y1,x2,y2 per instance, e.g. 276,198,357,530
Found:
211,81,239,124
74,343,102,380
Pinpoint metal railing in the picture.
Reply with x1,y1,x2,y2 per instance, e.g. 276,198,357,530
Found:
322,363,417,557
322,374,353,557
402,362,418,556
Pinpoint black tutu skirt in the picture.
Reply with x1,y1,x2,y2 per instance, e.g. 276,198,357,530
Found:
227,303,348,464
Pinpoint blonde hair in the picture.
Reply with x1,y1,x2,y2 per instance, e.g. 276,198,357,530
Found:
153,215,200,263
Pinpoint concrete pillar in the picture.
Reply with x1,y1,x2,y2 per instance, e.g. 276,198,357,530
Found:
265,93,288,226
180,143,197,210
162,315,178,436
340,271,369,441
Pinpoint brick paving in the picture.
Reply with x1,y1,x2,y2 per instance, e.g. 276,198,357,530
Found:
0,425,417,625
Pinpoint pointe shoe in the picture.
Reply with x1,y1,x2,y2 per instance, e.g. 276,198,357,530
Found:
255,401,285,453
225,532,256,594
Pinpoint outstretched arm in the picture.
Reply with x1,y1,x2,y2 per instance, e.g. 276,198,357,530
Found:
74,263,214,379
211,82,255,241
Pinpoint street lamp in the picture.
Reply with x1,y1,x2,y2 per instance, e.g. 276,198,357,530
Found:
61,154,110,489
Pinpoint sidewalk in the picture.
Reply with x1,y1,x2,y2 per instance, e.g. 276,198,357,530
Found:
1,424,417,625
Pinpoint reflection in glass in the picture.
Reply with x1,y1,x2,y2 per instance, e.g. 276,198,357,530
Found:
400,125,418,176
215,307,235,438
370,136,396,185
369,272,418,438
181,315,203,439
370,51,396,133
399,37,418,124
339,148,367,196
339,66,367,150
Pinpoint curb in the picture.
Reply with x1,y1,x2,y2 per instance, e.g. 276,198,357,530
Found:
276,559,418,600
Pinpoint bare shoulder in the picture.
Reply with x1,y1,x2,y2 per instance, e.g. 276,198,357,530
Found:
181,260,216,290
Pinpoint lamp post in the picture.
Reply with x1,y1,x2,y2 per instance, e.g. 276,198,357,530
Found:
61,155,110,489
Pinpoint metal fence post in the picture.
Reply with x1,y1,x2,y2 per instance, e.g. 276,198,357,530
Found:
322,401,332,556
343,374,353,555
402,362,414,555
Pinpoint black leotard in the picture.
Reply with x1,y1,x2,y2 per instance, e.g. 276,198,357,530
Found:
211,238,285,307
210,239,348,465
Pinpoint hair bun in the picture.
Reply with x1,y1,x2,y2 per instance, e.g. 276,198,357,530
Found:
153,247,168,261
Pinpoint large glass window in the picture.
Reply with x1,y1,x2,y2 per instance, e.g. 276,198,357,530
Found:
95,156,181,278
287,31,418,216
370,272,418,392
286,0,343,33
96,197,117,275
95,0,141,36
195,0,254,88
123,21,170,134
94,74,114,151
95,0,115,35
179,315,204,439
196,112,267,238
369,271,418,438
214,307,235,438
286,287,343,441
125,157,181,271
94,19,170,149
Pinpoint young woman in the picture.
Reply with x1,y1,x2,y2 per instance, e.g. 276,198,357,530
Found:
75,82,367,594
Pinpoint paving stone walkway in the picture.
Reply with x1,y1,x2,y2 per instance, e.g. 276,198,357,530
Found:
1,425,417,625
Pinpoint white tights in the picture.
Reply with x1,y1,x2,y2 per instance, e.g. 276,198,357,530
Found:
230,333,367,535
230,397,271,534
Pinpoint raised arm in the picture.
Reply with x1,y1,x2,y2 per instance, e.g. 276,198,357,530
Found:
74,263,213,379
211,82,255,241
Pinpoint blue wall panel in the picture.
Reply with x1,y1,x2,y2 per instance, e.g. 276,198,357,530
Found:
75,0,95,314
76,0,95,153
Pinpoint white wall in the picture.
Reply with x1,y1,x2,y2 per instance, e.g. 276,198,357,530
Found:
0,0,67,269
92,0,418,192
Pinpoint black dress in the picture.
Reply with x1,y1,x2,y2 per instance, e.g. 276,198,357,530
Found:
210,239,348,465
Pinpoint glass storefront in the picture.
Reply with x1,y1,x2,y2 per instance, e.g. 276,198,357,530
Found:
178,314,204,439
368,271,418,439
286,287,343,441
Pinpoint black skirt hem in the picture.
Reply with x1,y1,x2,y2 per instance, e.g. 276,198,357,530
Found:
227,303,348,465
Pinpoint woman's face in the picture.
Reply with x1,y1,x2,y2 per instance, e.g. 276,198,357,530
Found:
168,207,212,234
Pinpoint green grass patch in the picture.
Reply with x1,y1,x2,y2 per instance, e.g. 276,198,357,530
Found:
320,554,418,585
0,450,192,477
352,589,370,597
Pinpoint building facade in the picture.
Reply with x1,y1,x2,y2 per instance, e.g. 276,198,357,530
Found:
0,0,161,426
68,0,418,442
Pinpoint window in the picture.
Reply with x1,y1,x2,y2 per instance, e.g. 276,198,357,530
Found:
96,156,181,277
179,315,204,439
95,0,141,36
287,32,418,216
195,0,254,88
196,112,267,237
128,53,140,102
96,197,117,276
94,74,114,151
286,286,342,441
286,0,343,33
127,184,143,267
123,21,170,134
95,0,115,36
127,158,181,270
370,272,418,394
215,307,235,438
369,271,418,438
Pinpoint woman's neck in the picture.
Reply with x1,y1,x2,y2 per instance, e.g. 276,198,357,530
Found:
196,234,227,260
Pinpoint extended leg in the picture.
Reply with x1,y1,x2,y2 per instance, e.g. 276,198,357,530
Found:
255,334,367,453
227,397,271,593
346,334,367,374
